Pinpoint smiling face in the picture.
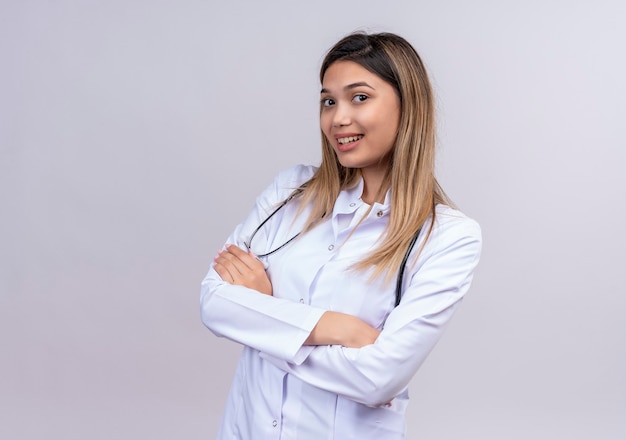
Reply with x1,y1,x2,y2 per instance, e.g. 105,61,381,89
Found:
320,60,401,191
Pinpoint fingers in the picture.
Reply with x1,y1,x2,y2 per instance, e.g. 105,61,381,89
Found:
215,248,243,274
223,245,261,270
213,244,273,295
213,253,236,283
213,245,242,283
213,245,261,280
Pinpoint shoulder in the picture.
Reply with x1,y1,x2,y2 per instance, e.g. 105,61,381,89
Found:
273,164,318,188
403,204,482,285
268,164,318,199
255,165,318,209
424,204,482,255
433,205,481,237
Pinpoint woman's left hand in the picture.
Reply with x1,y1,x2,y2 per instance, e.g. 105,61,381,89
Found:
213,245,273,296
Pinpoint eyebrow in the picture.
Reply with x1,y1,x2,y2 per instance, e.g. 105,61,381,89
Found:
320,82,375,94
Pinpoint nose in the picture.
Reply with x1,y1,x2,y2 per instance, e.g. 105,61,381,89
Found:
332,103,351,127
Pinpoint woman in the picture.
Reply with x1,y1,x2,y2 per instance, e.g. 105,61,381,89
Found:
201,32,481,439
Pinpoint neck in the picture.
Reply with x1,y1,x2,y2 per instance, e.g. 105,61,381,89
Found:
360,168,387,204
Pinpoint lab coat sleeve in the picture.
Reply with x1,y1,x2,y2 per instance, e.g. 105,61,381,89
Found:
200,165,326,364
259,215,482,407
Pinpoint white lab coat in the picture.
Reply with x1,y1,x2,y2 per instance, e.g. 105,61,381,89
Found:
201,164,482,439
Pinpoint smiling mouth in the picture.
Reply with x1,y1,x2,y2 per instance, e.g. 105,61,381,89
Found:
337,135,363,145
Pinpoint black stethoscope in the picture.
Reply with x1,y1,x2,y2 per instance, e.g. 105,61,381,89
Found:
244,185,422,307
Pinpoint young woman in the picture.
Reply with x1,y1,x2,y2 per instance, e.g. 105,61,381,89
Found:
201,32,482,439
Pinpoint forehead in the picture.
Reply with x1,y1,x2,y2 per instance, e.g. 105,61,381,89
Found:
321,60,387,89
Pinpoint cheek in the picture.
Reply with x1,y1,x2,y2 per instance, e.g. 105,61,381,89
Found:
374,115,400,150
362,110,394,141
320,113,332,138
383,108,401,141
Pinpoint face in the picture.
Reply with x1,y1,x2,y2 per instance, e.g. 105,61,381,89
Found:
320,60,401,179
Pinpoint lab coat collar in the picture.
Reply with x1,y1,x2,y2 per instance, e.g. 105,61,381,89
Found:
333,178,391,217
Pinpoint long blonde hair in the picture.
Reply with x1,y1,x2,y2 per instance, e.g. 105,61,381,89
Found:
298,32,452,282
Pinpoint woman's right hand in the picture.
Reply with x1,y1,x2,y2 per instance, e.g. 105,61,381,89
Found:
304,311,380,348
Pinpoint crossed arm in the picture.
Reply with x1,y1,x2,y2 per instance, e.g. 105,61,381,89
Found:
213,244,380,348
206,216,481,407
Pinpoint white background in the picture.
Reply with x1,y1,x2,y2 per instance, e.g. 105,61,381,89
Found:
1,1,624,438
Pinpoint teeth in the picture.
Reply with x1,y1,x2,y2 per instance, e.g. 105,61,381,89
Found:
337,135,363,145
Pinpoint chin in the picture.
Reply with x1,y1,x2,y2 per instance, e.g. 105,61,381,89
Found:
337,161,362,170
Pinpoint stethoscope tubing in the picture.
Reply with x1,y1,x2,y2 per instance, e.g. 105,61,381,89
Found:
245,185,421,307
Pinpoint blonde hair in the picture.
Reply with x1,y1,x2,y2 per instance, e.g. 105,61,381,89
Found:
298,32,452,282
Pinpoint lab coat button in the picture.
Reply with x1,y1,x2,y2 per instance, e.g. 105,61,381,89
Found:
349,202,356,207
299,298,304,303
328,244,334,251
376,210,383,217
272,420,278,427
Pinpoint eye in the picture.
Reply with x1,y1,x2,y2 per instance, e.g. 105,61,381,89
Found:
353,94,368,103
321,97,335,107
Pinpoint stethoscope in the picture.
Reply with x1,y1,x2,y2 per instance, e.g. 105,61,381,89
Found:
244,184,422,307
